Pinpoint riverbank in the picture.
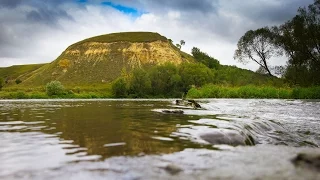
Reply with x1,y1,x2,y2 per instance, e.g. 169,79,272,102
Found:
0,85,319,99
187,85,320,99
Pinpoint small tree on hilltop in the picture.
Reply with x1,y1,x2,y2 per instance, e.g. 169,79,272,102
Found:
180,40,185,46
46,81,65,96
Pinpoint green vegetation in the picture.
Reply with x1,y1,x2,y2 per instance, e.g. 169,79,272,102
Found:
46,81,65,96
73,32,168,47
0,78,4,90
0,64,45,85
234,27,281,76
192,47,220,69
111,62,217,98
236,0,320,86
187,85,320,99
15,79,22,84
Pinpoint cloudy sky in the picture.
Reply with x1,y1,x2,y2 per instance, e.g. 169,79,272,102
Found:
0,0,314,71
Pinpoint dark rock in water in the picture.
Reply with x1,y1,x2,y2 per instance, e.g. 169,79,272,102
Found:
200,129,255,146
175,99,202,109
162,164,182,175
187,100,201,108
162,110,184,114
292,153,320,171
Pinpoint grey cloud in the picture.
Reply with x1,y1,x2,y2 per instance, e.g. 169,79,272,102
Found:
26,8,73,24
0,0,23,8
0,0,317,67
104,0,218,14
140,0,219,13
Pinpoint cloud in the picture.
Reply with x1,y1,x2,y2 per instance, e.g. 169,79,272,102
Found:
0,0,23,8
0,0,315,72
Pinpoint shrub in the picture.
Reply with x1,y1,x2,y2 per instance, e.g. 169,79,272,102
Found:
112,78,128,98
46,81,65,96
15,79,22,84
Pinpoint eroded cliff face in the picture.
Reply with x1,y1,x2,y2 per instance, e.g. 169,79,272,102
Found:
21,40,192,85
63,40,185,68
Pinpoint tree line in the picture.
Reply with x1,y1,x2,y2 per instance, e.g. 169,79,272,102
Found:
234,0,320,86
112,47,281,98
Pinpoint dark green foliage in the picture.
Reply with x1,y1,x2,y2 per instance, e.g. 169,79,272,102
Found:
272,0,320,86
234,28,281,76
112,78,128,98
110,62,216,98
215,65,285,87
187,85,293,99
187,84,320,99
192,47,220,69
15,79,22,84
0,78,4,90
149,63,181,97
179,63,215,91
292,87,320,99
128,68,152,98
46,81,65,96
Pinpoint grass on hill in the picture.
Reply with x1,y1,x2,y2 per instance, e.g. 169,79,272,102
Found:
0,64,45,79
71,32,168,48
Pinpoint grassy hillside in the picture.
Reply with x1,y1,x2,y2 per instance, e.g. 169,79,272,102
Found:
0,64,45,84
215,65,284,87
18,32,193,86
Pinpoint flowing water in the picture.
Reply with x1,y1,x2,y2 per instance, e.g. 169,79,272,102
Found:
0,99,319,179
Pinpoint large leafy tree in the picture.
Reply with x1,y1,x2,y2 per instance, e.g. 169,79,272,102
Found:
179,63,214,91
149,63,181,96
273,0,320,86
128,68,151,97
234,27,282,76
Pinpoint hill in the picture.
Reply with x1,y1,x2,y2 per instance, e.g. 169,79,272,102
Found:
0,64,45,85
18,32,194,86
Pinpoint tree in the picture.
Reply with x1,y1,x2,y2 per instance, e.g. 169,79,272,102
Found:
179,63,214,91
234,27,282,76
192,47,220,69
46,81,65,96
273,0,320,86
112,77,127,98
176,44,181,50
180,40,185,46
128,68,151,97
149,63,181,96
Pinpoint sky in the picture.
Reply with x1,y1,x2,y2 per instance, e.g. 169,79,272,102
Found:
0,0,314,71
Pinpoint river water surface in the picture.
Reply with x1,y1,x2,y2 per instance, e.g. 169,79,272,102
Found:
0,99,319,179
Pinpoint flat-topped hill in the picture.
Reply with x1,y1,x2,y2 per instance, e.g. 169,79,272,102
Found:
17,32,193,86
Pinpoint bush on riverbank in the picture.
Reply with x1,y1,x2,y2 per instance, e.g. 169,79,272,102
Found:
187,84,320,99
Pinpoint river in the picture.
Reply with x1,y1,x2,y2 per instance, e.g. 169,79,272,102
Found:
0,99,319,179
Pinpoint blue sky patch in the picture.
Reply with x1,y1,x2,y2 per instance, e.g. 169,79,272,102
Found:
101,2,143,17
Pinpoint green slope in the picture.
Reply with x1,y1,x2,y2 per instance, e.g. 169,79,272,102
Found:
0,64,45,84
18,32,193,86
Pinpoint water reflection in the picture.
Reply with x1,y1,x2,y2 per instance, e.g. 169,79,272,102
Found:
0,100,209,163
